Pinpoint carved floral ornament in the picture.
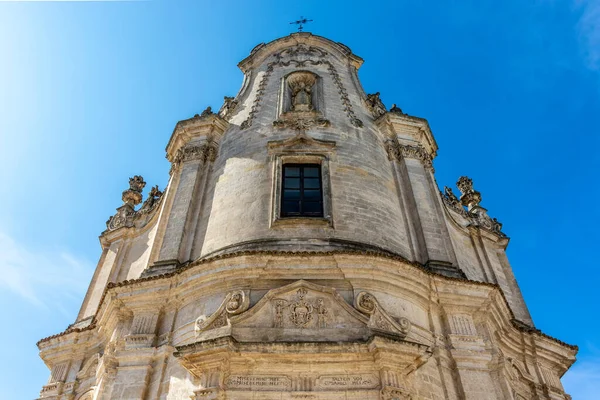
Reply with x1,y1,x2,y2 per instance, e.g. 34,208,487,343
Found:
106,176,163,232
170,142,218,173
384,139,434,171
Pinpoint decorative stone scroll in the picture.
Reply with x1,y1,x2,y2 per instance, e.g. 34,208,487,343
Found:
105,176,163,232
195,290,249,336
218,96,238,119
355,292,411,338
365,92,387,119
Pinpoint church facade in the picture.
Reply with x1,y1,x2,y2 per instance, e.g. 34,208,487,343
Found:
37,33,576,400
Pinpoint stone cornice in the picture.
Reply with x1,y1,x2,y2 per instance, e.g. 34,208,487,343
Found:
37,249,577,356
238,32,364,73
165,113,229,163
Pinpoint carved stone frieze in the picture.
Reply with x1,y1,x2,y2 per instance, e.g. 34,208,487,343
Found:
106,176,164,232
273,116,330,131
365,92,387,119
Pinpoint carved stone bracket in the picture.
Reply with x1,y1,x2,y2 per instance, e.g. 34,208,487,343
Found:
106,176,164,232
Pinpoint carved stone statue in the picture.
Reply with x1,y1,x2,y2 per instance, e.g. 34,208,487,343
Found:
287,71,317,112
219,96,238,117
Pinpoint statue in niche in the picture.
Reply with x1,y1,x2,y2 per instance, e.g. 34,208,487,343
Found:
287,71,317,112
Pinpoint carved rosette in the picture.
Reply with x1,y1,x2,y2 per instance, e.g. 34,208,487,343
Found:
385,140,434,171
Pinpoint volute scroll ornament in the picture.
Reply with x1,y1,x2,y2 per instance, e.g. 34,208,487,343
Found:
195,290,250,336
354,292,411,338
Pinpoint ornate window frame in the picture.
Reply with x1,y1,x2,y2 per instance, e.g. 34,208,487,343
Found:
268,133,335,228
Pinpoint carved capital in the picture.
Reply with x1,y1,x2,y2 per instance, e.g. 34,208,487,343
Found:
385,140,434,170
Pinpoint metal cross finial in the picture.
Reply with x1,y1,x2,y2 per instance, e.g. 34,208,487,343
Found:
290,16,313,32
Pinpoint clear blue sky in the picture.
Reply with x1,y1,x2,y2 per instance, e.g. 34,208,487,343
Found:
0,1,598,399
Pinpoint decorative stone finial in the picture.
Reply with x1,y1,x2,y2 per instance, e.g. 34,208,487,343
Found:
389,104,403,114
122,176,146,206
456,176,481,210
200,106,213,117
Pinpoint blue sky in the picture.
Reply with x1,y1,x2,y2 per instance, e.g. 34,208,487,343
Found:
0,0,598,398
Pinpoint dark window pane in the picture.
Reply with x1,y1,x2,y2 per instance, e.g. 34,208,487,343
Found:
303,202,323,215
284,178,300,189
303,189,321,201
284,167,300,177
284,189,300,200
304,167,319,177
282,201,300,214
304,178,320,189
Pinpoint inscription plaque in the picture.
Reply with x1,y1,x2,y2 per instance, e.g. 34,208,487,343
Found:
316,374,379,389
227,375,291,391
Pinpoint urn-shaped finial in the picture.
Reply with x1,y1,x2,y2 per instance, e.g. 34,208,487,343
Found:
122,175,146,206
456,176,481,210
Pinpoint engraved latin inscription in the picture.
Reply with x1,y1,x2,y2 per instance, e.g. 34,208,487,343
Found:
227,375,291,390
316,374,379,389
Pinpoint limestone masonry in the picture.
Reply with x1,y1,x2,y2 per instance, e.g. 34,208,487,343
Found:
37,33,576,400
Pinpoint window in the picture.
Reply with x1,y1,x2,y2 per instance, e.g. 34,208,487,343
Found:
281,164,323,217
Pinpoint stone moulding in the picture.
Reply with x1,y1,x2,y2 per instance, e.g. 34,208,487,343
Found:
36,250,578,353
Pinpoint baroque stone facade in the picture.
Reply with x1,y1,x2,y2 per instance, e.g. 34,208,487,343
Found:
37,33,576,400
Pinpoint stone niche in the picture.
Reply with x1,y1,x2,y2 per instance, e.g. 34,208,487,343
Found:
174,280,431,399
